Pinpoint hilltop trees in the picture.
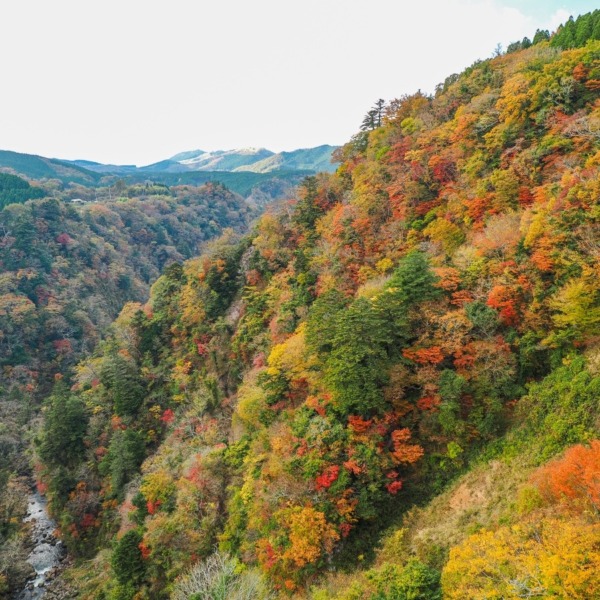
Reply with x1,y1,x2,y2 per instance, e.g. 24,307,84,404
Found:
361,99,386,131
551,11,600,48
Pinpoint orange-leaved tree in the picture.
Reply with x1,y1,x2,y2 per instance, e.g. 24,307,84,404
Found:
534,439,600,514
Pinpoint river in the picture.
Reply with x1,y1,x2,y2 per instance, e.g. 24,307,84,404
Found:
15,491,65,600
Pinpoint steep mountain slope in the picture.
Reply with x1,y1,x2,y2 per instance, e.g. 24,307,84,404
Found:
33,16,600,600
0,184,252,391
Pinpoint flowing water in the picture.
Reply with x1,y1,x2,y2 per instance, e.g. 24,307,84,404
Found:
15,491,65,599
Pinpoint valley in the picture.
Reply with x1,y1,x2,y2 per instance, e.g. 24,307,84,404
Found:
2,9,600,600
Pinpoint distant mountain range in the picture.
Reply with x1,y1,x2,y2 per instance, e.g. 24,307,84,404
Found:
0,145,339,199
67,145,338,175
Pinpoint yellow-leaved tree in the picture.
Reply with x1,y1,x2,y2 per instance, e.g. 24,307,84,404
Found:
280,505,339,568
442,517,600,599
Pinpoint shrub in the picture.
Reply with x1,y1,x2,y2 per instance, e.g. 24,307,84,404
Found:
171,551,270,600
367,560,442,600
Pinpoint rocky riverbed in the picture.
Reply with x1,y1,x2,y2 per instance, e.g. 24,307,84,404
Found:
13,492,71,600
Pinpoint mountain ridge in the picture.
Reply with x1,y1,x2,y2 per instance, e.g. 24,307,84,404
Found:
0,145,338,199
0,147,334,203
63,144,338,174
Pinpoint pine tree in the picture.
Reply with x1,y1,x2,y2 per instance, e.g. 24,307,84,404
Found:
325,297,392,415
360,99,386,131
103,428,146,497
386,251,441,307
101,351,145,417
38,381,87,469
532,28,550,45
111,529,145,585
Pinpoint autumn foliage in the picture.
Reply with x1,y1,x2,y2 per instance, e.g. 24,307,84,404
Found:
29,18,600,599
443,517,600,599
534,440,600,513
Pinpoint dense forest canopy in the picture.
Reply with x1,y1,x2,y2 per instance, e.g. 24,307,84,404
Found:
0,182,254,596
4,10,600,600
0,173,45,209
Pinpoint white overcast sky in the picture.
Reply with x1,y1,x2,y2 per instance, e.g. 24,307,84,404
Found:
0,0,596,165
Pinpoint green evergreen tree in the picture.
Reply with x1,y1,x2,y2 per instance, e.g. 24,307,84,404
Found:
361,99,386,131
369,560,442,600
437,370,467,436
111,529,145,585
101,351,145,417
325,297,392,416
38,381,88,469
293,176,323,238
305,289,348,356
0,173,45,210
386,251,441,307
103,429,146,497
465,301,499,336
551,16,578,48
592,12,600,41
532,28,550,45
575,13,593,46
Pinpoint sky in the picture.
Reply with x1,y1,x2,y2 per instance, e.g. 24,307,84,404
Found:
0,0,596,166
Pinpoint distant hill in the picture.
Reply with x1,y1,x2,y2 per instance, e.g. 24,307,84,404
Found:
130,169,314,200
168,145,338,173
169,149,206,162
69,159,138,174
137,159,188,173
234,144,338,173
174,147,275,171
0,150,100,184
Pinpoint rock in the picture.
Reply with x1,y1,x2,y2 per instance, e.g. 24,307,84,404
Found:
8,560,36,594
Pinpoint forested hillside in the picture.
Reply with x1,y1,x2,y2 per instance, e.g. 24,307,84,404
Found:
0,173,45,210
0,183,253,596
27,14,600,600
